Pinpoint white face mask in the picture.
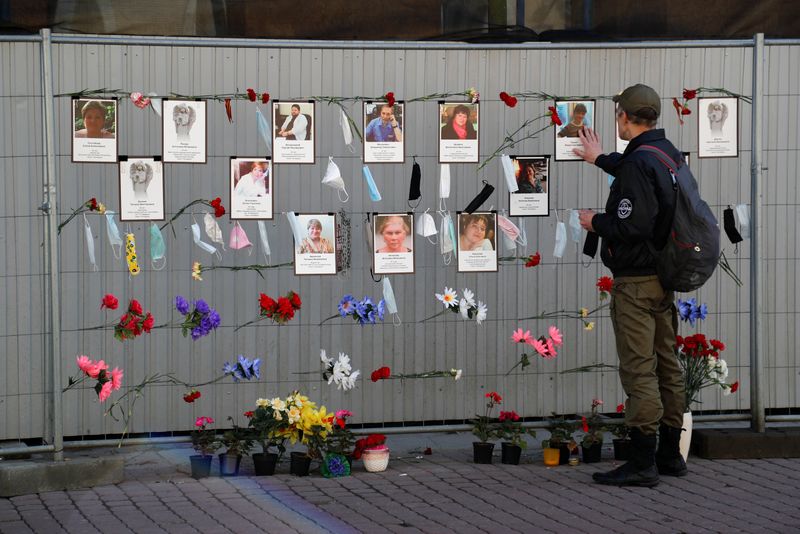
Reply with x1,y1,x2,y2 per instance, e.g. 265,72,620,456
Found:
105,211,123,259
339,107,354,150
285,212,306,247
255,107,272,152
416,210,438,244
439,211,456,264
322,156,349,202
149,94,162,117
735,203,750,239
568,209,582,243
257,220,271,264
84,215,98,271
191,222,220,257
439,164,451,211
500,155,518,193
553,221,567,258
204,212,225,249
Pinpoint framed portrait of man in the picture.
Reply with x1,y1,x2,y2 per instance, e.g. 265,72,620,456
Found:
554,99,595,161
72,97,118,163
229,157,273,220
457,211,498,273
373,213,414,275
509,156,550,217
363,101,405,163
439,102,479,163
118,157,164,221
273,100,315,164
294,213,337,276
698,97,738,158
162,99,207,164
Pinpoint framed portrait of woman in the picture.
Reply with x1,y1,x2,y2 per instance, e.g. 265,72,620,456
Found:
509,155,550,217
698,97,738,158
273,100,315,164
363,101,405,163
72,97,118,163
457,211,498,273
554,99,595,161
229,157,273,220
118,156,164,221
373,213,414,275
162,99,207,164
294,213,337,276
438,102,479,163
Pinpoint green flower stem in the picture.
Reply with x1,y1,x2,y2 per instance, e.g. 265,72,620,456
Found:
319,313,341,326
560,363,620,374
695,87,752,104
518,303,609,322
406,91,472,103
718,251,743,287
477,115,550,172
233,315,267,333
418,307,453,324
200,262,294,280
159,199,211,238
57,206,90,235
388,371,455,380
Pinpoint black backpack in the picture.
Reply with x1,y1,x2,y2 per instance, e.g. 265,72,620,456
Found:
636,145,720,292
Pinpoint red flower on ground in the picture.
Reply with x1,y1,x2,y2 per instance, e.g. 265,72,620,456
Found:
209,197,225,218
548,105,562,126
101,294,119,310
261,92,270,104
581,416,589,433
710,339,726,351
596,276,613,294
246,88,256,102
683,88,697,101
730,381,739,394
499,91,517,108
129,299,143,316
525,252,541,268
499,410,520,422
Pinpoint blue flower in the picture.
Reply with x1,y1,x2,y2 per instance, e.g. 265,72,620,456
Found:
222,361,236,377
175,295,190,315
200,315,214,332
338,295,356,317
238,355,252,379
191,325,206,340
326,455,348,477
251,358,261,380
208,309,221,328
195,299,210,315
691,303,708,324
377,299,386,321
677,298,692,323
355,300,370,320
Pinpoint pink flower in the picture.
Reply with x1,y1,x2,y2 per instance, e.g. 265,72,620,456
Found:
544,338,558,359
592,398,603,408
548,325,563,346
110,367,124,390
530,337,548,357
335,410,352,419
76,355,107,379
512,328,533,344
98,381,113,402
129,92,151,109
195,416,214,428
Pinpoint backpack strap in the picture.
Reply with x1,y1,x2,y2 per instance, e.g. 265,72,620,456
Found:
635,144,679,188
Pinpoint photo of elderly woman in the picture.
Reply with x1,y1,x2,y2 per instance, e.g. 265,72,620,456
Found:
439,102,479,163
510,156,550,217
230,157,273,220
457,212,498,273
373,213,414,274
72,98,117,163
294,213,337,276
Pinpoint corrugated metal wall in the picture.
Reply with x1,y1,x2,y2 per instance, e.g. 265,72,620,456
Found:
1,37,797,440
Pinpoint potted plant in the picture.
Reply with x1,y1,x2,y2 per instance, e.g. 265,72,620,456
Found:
190,416,220,478
496,410,536,465
284,392,334,476
218,417,255,476
353,433,389,472
248,398,289,476
471,391,501,464
579,399,606,463
322,410,356,477
541,414,575,466
611,403,631,461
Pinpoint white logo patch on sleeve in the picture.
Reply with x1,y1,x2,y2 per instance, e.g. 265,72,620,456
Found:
617,198,632,219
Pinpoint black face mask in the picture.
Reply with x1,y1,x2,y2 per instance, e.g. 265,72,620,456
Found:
408,160,421,208
583,231,598,258
464,181,495,213
723,207,743,244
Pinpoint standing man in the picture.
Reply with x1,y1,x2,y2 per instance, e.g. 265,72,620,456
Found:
574,84,687,487
278,104,308,141
365,104,403,142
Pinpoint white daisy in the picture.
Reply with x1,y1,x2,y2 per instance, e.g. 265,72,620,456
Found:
320,349,332,366
435,287,458,308
475,301,488,324
340,369,360,391
462,288,476,307
458,298,469,320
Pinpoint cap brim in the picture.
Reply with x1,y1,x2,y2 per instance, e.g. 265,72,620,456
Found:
612,94,622,103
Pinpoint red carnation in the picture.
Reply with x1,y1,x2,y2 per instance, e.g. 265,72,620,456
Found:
209,197,225,218
729,381,739,394
183,390,201,403
681,107,692,116
129,299,143,316
276,297,294,318
672,98,685,126
616,403,625,413
246,88,256,102
548,105,562,126
261,92,269,104
384,91,395,107
682,88,697,101
371,366,391,382
101,294,119,310
710,339,725,351
88,198,99,211
142,312,155,333
289,292,302,310
499,91,517,108
380,366,391,379
485,391,502,404
581,416,589,433
335,418,346,429
525,252,541,268
243,411,254,418
596,276,613,294
259,293,276,314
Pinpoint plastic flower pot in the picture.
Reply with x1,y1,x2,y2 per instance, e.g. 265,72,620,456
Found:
190,455,212,479
612,438,631,461
472,442,494,464
252,452,278,476
218,453,242,477
321,453,351,478
500,443,522,465
362,447,390,472
543,447,560,466
581,442,603,463
290,452,312,476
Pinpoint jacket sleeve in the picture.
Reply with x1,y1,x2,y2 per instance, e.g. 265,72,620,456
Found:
595,152,623,173
591,160,659,244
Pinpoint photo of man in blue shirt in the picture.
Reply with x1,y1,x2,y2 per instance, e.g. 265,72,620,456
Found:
365,103,403,142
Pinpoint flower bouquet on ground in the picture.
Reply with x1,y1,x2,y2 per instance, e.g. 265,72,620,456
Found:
174,296,220,340
495,410,536,465
579,399,606,463
353,434,389,472
471,392,501,464
676,333,737,408
321,411,356,478
190,416,220,478
541,414,576,466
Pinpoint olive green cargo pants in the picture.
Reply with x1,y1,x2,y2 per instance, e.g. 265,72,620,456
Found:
610,275,685,435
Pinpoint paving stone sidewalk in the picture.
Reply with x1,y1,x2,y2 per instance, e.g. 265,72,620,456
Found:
2,432,799,533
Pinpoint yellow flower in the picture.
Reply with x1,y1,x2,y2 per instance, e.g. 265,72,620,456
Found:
192,261,203,281
255,398,269,408
584,321,595,331
97,202,107,214
580,307,589,318
288,406,301,424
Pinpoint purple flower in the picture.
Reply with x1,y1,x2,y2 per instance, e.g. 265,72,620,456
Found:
338,295,356,317
377,299,386,321
195,299,210,315
191,326,205,340
208,309,221,328
175,295,190,315
200,315,214,332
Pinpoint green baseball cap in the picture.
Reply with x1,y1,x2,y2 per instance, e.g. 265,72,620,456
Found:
613,83,661,118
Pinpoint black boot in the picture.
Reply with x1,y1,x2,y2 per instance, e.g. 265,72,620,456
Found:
593,429,659,487
656,423,688,477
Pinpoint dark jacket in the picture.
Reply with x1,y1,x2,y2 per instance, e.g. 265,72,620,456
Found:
591,129,679,277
